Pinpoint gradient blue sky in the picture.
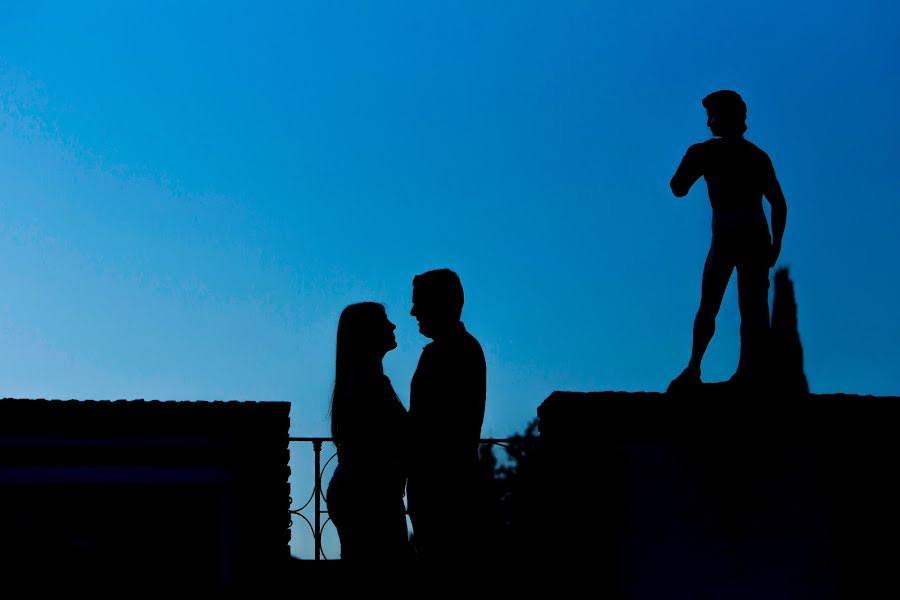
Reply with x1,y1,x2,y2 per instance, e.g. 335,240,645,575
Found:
2,0,898,444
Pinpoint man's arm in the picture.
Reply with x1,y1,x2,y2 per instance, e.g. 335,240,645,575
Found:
764,171,787,268
670,144,703,197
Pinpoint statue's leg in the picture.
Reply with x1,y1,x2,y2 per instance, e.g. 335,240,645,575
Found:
734,247,772,384
669,239,734,392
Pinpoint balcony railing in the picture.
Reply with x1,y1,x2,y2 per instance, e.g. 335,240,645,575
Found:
288,437,513,560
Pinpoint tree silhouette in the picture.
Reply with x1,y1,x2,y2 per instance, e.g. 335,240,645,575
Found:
480,418,549,561
770,266,808,393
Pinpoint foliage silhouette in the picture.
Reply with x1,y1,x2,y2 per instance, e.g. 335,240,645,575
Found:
480,418,549,562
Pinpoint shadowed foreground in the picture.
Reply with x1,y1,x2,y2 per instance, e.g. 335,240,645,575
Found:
0,399,291,595
532,388,900,598
2,273,896,597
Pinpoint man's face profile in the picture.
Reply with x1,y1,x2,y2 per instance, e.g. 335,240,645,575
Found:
410,286,435,339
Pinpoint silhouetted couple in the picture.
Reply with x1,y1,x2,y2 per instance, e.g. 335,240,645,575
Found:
325,269,488,563
668,90,788,391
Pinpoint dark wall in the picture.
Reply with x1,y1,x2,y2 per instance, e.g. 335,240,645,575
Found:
0,398,291,594
534,390,900,599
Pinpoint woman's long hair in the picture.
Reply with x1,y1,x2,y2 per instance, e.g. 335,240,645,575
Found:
329,302,392,446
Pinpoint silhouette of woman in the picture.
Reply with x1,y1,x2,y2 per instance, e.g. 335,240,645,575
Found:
325,302,411,561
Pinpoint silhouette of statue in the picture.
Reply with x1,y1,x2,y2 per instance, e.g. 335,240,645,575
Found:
406,269,488,562
668,90,788,391
325,302,411,561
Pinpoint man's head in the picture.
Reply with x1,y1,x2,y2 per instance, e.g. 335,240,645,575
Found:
410,268,464,339
702,90,747,137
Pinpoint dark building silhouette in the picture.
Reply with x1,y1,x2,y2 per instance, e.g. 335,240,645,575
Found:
534,389,900,598
0,399,291,595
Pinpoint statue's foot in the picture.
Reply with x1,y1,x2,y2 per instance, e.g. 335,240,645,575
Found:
726,370,749,385
666,367,701,394
726,368,768,392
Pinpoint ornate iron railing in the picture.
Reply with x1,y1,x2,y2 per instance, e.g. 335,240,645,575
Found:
288,437,513,560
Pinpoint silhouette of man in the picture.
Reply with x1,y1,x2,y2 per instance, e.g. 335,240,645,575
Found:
668,90,787,390
406,268,488,561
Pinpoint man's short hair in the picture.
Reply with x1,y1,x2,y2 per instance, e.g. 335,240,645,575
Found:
702,90,747,119
702,90,748,135
413,268,464,320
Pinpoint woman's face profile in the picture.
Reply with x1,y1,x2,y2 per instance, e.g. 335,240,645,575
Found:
376,310,398,355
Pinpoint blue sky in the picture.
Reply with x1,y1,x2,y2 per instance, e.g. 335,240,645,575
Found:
2,0,899,442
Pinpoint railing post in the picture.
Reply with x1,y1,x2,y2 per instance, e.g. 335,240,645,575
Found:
312,439,322,560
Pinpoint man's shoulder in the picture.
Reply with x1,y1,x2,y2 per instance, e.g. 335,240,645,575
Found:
461,333,486,371
685,140,712,154
418,340,437,358
446,324,486,364
741,137,769,155
458,324,484,346
681,139,717,162
701,137,772,164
